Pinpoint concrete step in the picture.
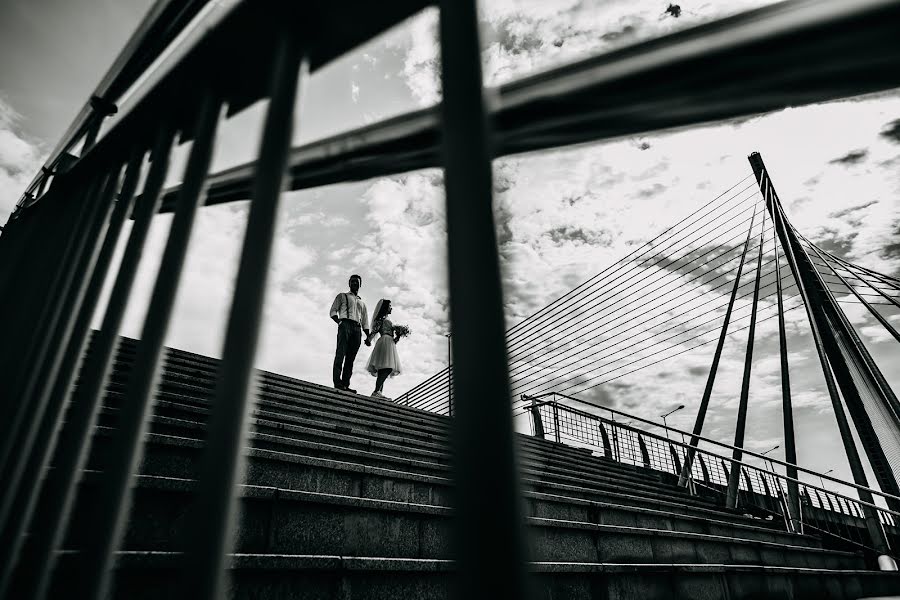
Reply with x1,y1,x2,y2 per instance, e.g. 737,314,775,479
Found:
77,416,723,518
92,374,676,486
88,388,677,499
95,377,452,445
56,473,819,556
50,552,900,600
103,346,667,480
95,344,455,433
146,401,670,494
94,347,681,486
64,427,806,534
53,478,856,570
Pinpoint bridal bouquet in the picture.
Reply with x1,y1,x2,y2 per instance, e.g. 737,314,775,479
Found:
392,324,412,338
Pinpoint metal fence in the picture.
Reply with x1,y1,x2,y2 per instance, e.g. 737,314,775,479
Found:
525,392,900,560
2,0,900,598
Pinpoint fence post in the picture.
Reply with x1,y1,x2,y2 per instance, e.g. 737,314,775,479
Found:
552,403,560,443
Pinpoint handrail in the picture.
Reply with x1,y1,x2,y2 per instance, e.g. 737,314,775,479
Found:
143,0,900,214
531,398,900,524
15,0,433,214
524,391,900,508
16,0,216,206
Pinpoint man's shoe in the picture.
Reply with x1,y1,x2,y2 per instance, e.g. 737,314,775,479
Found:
334,383,346,390
344,386,357,394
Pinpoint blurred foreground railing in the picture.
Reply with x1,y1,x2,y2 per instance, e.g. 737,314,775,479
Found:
2,0,900,598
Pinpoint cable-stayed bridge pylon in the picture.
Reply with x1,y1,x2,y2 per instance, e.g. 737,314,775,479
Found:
400,152,900,556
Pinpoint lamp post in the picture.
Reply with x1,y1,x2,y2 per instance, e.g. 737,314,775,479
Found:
660,404,685,442
760,444,780,476
760,444,780,478
757,444,787,529
445,332,452,416
819,468,834,491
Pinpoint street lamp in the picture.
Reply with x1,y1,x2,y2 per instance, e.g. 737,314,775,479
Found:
445,333,452,416
660,404,685,441
819,468,834,491
761,445,780,457
759,444,780,480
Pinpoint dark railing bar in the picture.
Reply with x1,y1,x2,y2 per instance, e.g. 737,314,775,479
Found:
150,0,900,213
179,27,306,599
438,0,529,596
0,150,141,594
0,203,67,458
15,0,214,204
19,90,222,600
0,174,103,459
0,170,115,595
63,123,178,600
0,200,42,308
3,169,117,476
14,0,431,214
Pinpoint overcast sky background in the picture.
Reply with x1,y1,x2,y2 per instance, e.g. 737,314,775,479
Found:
2,0,900,491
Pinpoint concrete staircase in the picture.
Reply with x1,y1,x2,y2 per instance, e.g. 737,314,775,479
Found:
42,336,900,598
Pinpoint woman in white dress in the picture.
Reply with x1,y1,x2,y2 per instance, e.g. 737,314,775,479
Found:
365,299,403,399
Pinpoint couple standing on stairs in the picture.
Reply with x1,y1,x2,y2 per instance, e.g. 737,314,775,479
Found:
330,274,404,399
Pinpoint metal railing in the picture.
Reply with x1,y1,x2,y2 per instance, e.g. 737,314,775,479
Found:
524,392,900,562
1,0,900,598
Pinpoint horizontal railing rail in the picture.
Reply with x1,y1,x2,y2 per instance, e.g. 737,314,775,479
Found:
15,0,219,208
13,0,431,215
521,391,900,507
133,0,900,213
524,393,899,560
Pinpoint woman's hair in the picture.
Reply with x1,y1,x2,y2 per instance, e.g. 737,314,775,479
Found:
372,299,391,332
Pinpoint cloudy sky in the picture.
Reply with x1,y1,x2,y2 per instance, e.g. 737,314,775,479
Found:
2,0,899,491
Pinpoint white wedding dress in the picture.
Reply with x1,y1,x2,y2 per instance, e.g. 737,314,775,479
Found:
366,318,402,376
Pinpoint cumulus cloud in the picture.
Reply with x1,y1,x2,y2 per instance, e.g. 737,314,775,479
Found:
93,199,318,379
374,0,898,477
12,0,894,484
0,96,46,222
385,0,785,106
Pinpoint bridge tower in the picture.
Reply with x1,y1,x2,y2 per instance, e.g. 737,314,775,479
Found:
750,152,900,519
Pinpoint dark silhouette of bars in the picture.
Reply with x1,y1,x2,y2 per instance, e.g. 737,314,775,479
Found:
2,0,900,598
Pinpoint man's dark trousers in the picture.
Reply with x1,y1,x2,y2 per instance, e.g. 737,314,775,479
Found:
333,319,362,388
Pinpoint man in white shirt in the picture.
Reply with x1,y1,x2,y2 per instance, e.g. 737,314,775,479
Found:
329,274,371,393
